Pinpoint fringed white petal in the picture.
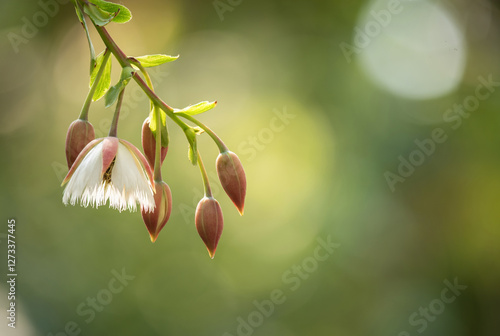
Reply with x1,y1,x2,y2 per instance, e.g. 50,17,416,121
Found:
62,139,155,212
63,142,104,207
109,143,155,212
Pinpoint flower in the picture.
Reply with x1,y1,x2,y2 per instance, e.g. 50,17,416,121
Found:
141,117,168,168
141,180,172,242
62,137,155,212
216,151,246,215
65,119,95,169
195,197,224,259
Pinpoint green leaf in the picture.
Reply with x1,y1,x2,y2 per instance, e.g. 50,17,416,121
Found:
89,50,112,101
184,128,198,165
92,0,132,24
120,66,135,80
149,107,169,148
105,66,134,107
193,127,205,135
188,146,196,165
74,2,96,73
74,1,85,22
83,2,116,26
89,52,104,87
135,54,179,68
105,86,121,108
174,101,217,116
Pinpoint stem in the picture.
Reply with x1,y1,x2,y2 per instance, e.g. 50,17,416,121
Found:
89,23,207,164
129,58,155,111
179,114,228,152
94,24,178,117
108,88,125,137
197,151,212,197
93,24,129,68
129,58,154,90
92,25,190,131
79,48,111,120
153,105,162,182
74,1,95,74
134,73,191,130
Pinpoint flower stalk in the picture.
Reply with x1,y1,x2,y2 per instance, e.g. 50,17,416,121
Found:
108,88,125,137
197,151,212,198
79,48,111,121
154,104,162,181
179,113,228,153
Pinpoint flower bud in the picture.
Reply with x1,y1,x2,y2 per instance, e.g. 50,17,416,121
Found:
65,119,95,169
141,117,168,168
195,197,223,259
216,151,246,215
141,181,172,242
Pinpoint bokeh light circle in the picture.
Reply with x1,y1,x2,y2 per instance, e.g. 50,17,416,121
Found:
356,0,467,100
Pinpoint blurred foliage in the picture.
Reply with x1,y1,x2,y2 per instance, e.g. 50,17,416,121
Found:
1,0,500,335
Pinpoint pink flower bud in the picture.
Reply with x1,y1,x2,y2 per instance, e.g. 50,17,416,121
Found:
141,117,168,168
195,197,223,259
216,151,246,215
65,119,95,169
141,181,172,242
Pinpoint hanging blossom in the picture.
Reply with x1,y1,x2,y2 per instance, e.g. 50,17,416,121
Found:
62,137,155,212
61,0,248,255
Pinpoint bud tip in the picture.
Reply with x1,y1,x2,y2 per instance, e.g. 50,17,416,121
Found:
208,250,216,259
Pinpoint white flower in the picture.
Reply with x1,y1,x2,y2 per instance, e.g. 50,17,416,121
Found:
62,137,155,212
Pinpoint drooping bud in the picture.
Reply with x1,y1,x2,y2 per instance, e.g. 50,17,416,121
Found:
141,117,168,168
216,151,246,215
141,181,172,242
65,119,95,169
195,197,223,259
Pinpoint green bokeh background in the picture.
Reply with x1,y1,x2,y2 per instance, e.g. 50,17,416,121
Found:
1,0,500,335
